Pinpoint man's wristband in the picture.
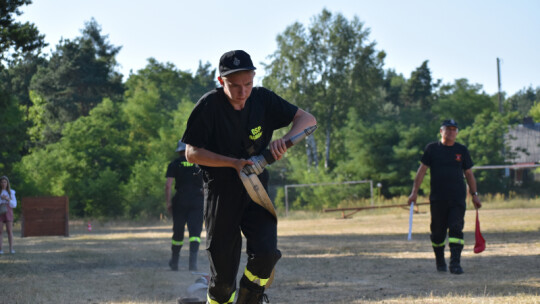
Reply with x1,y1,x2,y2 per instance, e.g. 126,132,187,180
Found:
471,192,478,196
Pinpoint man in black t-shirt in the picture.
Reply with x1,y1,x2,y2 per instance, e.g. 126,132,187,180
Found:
182,50,316,304
408,119,482,274
165,140,204,271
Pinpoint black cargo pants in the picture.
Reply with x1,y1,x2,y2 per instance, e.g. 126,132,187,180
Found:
172,190,204,245
203,169,280,304
430,199,466,247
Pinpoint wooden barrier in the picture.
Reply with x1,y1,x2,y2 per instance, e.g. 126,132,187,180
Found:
21,196,69,237
324,202,430,219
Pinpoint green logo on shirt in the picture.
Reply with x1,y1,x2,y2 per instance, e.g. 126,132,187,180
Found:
181,161,194,167
249,126,262,140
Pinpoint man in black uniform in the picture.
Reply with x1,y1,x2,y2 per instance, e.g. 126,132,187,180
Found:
408,119,482,274
182,50,316,304
165,140,204,271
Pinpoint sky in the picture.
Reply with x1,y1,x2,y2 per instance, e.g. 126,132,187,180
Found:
16,0,540,97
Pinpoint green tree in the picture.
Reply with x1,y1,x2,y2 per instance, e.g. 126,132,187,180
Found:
391,61,439,134
507,86,540,118
13,141,69,196
263,9,385,170
458,111,519,194
122,59,214,154
29,18,123,145
126,59,195,113
381,69,406,109
336,111,425,198
18,98,131,217
191,61,217,101
62,98,132,216
120,60,213,218
529,101,540,122
0,0,45,177
0,0,46,67
401,61,437,111
0,85,25,173
119,98,196,219
433,79,495,128
4,54,45,111
18,59,207,218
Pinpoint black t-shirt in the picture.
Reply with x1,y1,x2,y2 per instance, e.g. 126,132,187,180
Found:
421,141,473,201
182,87,298,179
165,155,203,193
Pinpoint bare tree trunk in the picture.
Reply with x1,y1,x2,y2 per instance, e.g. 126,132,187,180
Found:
304,106,318,169
306,134,318,169
324,104,334,169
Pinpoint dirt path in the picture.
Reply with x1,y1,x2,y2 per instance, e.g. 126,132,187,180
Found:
1,208,539,303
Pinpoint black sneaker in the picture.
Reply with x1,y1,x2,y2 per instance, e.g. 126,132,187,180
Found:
259,293,269,304
449,265,464,274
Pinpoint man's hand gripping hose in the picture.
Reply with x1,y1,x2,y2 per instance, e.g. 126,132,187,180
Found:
242,125,318,177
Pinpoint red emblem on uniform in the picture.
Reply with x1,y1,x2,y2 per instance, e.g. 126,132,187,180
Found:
455,154,462,161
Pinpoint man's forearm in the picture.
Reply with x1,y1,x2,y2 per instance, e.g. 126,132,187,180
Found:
165,185,171,205
465,170,478,193
411,165,428,195
282,109,317,141
186,145,238,168
165,190,171,204
165,178,174,205
411,180,421,195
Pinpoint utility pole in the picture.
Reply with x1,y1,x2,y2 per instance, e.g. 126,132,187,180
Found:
497,58,509,177
497,57,502,113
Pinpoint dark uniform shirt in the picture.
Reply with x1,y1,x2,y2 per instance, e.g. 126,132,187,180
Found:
165,155,202,194
181,87,298,180
421,141,474,201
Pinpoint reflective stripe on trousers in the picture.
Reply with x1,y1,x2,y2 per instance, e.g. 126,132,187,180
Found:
207,291,235,304
244,267,269,287
448,237,464,245
432,240,446,247
172,239,183,246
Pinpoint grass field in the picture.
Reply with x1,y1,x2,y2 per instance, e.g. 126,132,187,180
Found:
1,200,539,304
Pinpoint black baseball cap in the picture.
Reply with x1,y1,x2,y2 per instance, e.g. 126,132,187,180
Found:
441,119,458,128
175,140,186,152
219,50,256,76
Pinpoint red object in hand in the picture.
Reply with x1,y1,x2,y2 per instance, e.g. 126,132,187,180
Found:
474,209,485,254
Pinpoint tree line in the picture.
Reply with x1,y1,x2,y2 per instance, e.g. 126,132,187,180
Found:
1,3,539,218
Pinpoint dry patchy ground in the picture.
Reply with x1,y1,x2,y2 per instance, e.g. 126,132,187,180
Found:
1,207,539,303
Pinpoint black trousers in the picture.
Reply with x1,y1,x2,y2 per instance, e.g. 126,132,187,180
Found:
204,170,280,303
172,190,204,244
430,199,466,246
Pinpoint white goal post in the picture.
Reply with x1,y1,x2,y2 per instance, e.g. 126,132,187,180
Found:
471,163,540,186
472,164,540,170
283,180,373,216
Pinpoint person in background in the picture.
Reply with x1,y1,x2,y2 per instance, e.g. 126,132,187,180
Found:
165,140,204,271
408,119,482,274
0,176,17,254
